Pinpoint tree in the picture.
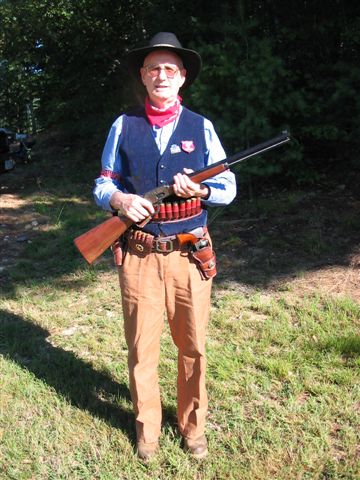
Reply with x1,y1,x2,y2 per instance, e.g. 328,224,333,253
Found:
1,0,359,182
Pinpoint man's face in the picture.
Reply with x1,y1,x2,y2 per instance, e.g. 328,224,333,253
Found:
140,50,186,107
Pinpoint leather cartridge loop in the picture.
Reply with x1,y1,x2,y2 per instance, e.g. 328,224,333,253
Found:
152,197,202,222
125,227,208,255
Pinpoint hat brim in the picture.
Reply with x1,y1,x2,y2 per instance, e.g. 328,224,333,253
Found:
126,45,202,89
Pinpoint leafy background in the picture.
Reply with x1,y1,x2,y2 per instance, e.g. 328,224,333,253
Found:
1,0,360,186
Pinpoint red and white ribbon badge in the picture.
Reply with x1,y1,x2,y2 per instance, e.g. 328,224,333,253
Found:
181,140,195,153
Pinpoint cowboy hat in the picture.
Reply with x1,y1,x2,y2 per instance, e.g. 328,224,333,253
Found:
126,32,202,89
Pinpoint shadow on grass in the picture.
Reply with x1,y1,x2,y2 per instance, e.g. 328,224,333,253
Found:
321,334,360,357
0,309,137,439
0,309,179,442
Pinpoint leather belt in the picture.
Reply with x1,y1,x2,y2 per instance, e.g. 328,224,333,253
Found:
153,235,178,253
126,227,207,254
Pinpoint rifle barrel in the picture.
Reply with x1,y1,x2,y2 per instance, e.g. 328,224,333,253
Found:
188,131,290,182
226,131,290,167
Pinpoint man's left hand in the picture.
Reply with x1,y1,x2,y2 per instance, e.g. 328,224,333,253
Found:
173,168,210,199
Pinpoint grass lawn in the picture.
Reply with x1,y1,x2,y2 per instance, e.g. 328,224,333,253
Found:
1,141,359,479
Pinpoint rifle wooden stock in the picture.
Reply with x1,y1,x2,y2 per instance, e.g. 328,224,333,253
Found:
74,131,290,264
74,215,133,264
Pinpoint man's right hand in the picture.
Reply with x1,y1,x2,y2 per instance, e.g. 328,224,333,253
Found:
110,191,155,223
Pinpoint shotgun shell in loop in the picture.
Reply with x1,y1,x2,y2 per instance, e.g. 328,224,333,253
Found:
191,197,197,216
165,202,173,220
159,203,166,220
185,199,192,217
172,202,179,219
179,201,186,218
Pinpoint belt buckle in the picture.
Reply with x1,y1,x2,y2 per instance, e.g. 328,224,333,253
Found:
155,238,174,253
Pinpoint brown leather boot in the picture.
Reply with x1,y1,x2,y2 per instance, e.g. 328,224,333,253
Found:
183,435,208,459
136,441,159,462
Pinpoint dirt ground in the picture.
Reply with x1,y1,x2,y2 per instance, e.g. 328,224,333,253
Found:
1,161,359,303
1,167,50,276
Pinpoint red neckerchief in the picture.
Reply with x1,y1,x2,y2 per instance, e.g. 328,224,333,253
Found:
145,95,182,127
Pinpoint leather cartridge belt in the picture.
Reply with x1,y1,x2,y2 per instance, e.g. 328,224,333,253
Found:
126,226,207,254
152,197,202,222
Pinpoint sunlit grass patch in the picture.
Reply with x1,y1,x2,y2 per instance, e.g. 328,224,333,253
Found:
1,159,359,478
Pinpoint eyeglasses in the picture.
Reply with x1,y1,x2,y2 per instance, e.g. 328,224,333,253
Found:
143,64,180,79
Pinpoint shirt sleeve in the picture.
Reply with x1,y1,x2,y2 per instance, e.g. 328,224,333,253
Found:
201,118,237,207
93,115,125,211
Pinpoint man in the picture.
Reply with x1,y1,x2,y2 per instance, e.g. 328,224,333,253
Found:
93,32,236,461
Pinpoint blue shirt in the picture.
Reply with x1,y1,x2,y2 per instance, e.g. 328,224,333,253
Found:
93,107,236,211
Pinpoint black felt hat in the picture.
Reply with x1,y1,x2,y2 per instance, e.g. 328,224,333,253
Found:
126,32,202,89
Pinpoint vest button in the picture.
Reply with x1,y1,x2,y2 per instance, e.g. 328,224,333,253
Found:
160,164,165,169
160,180,165,184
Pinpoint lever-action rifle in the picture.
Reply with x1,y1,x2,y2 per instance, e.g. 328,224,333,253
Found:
74,131,290,264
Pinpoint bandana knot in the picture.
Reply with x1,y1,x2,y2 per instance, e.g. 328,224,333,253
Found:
145,96,182,127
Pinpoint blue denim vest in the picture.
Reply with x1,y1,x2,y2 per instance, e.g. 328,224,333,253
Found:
118,107,208,236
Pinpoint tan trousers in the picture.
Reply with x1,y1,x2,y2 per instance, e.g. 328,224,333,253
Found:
118,247,212,444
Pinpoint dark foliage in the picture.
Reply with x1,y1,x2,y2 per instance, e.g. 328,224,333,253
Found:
1,1,359,184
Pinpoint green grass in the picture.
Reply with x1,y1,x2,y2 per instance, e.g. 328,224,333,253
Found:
1,150,359,479
1,271,359,479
